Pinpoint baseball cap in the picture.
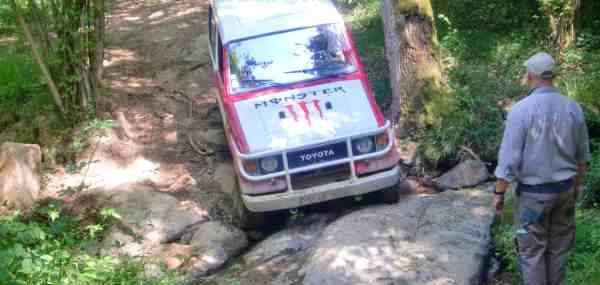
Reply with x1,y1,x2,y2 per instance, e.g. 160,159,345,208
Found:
524,52,556,80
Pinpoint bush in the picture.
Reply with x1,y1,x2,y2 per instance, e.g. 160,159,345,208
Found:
582,147,600,208
422,65,524,164
0,204,178,285
340,0,392,108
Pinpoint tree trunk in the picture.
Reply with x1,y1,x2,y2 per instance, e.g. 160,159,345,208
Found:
93,0,105,81
545,0,581,49
11,0,66,115
381,0,448,137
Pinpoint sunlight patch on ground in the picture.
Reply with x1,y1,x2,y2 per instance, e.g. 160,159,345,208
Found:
162,131,177,143
122,16,143,23
64,157,160,189
104,49,139,67
107,76,160,93
149,6,205,26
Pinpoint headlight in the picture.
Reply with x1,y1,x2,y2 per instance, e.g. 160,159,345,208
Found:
260,156,281,173
353,137,374,155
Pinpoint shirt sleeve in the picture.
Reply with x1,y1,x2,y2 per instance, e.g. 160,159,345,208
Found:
575,110,591,164
494,109,527,182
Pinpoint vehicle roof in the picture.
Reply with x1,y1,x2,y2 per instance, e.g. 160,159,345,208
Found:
212,0,344,44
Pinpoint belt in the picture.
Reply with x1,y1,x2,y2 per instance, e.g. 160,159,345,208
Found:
517,178,574,194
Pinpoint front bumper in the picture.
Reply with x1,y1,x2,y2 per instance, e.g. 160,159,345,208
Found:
242,165,401,212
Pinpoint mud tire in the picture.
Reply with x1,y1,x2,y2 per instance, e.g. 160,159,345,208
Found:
232,179,266,230
379,186,400,204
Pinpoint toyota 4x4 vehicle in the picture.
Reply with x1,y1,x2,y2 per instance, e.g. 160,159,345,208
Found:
208,0,402,226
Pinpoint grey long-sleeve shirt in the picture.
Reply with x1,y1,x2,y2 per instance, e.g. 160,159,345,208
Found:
494,86,591,185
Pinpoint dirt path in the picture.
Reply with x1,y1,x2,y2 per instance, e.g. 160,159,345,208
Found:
48,0,237,223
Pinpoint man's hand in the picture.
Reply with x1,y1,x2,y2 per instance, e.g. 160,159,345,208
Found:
575,163,587,201
493,179,510,216
493,193,505,215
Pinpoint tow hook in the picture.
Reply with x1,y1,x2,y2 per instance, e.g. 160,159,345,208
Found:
289,208,299,215
354,195,363,202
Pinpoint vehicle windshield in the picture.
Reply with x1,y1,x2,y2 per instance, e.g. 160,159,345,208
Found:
227,24,357,94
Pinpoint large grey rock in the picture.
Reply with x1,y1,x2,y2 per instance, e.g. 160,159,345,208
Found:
0,142,42,212
108,185,210,244
436,160,490,190
71,184,210,245
301,189,495,285
182,221,248,282
238,214,335,285
98,228,144,258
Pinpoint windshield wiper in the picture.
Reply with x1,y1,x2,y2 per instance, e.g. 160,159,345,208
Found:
285,65,356,76
241,79,293,90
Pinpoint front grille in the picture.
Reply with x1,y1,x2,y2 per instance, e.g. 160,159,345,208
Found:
291,163,351,190
286,141,349,169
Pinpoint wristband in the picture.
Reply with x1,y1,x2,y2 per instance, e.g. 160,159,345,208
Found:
493,189,506,195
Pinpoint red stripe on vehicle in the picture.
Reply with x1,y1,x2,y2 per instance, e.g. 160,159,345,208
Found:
313,100,324,119
298,101,312,126
286,105,299,122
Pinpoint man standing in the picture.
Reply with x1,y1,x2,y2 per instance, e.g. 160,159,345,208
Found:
493,52,590,285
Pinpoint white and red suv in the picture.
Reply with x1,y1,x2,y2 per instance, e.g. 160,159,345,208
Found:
207,0,402,224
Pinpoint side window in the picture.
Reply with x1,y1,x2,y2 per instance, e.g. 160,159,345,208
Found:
217,35,224,74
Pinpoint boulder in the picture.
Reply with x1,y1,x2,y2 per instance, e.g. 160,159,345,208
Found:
71,184,210,245
98,228,144,258
181,221,248,282
0,142,42,212
301,189,495,285
109,186,210,244
239,213,335,285
436,159,490,190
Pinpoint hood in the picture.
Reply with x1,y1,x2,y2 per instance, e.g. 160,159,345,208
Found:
234,79,379,153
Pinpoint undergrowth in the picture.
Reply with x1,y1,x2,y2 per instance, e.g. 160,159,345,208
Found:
493,202,600,284
0,203,179,285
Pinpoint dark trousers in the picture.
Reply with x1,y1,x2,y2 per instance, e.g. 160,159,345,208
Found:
514,183,576,285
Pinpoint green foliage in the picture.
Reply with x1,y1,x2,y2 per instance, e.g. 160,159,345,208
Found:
0,204,178,285
0,52,50,123
0,3,14,33
70,119,118,154
66,118,118,172
433,0,533,62
422,66,524,163
581,145,600,208
340,0,392,108
493,208,600,284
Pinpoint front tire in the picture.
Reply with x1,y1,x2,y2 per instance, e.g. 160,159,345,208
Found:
379,186,400,204
232,178,266,230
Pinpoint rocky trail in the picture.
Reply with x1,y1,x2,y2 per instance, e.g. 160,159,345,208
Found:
23,0,498,284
